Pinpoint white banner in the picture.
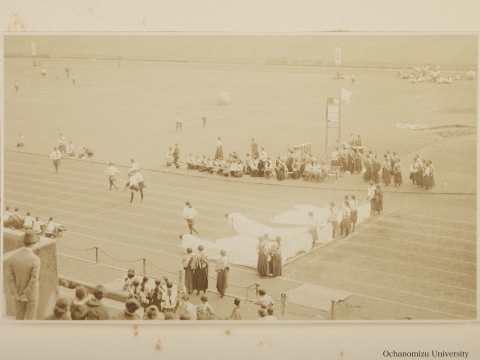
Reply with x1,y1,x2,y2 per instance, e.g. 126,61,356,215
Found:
31,43,36,56
335,47,341,65
327,102,340,122
341,87,352,103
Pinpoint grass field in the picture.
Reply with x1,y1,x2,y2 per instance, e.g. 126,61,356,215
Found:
3,58,477,320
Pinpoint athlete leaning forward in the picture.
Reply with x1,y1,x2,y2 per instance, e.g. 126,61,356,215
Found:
124,169,147,203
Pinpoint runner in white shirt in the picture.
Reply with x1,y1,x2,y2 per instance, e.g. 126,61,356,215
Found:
134,171,146,201
50,147,62,173
105,163,121,190
58,134,67,155
175,113,183,132
183,201,199,236
126,173,140,203
201,109,208,127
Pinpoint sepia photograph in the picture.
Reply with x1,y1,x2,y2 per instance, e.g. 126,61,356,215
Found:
2,33,477,323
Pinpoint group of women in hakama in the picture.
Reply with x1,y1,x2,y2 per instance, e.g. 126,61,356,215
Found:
363,152,403,187
409,157,435,190
183,245,209,296
257,236,283,278
183,246,231,298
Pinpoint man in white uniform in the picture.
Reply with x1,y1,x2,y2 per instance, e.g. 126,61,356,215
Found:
105,163,121,190
49,147,62,173
183,201,199,236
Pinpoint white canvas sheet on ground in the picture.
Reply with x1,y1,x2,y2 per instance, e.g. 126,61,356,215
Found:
181,213,315,268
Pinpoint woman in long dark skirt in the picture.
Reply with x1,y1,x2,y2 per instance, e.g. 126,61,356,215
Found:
276,162,286,181
416,159,424,187
372,156,381,183
270,237,282,277
215,250,230,298
363,156,372,181
382,157,391,186
355,151,363,173
409,158,417,185
374,185,383,214
258,160,265,177
347,149,355,173
182,247,194,294
393,160,403,186
193,245,209,295
257,237,269,277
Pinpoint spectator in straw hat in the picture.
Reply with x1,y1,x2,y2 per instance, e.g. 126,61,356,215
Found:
84,285,110,320
5,229,41,320
70,286,89,320
117,298,142,320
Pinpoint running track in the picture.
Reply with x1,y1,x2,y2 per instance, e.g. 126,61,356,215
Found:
4,150,476,320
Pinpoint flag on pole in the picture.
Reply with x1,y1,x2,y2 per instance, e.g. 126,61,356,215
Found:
341,88,352,103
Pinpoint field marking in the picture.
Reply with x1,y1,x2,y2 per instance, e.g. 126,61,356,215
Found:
328,248,475,278
284,211,393,279
375,91,438,110
343,239,476,266
381,216,477,234
404,213,477,225
317,257,476,292
369,223,477,243
360,232,475,254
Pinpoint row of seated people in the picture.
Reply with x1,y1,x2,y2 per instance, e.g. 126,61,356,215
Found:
185,153,331,182
3,206,66,238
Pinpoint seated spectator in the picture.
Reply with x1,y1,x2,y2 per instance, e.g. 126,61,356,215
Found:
32,216,46,235
228,160,238,177
229,298,242,320
204,158,214,173
254,289,275,308
84,285,110,320
166,148,174,167
10,208,25,229
197,156,207,171
257,308,267,321
176,293,197,320
45,297,72,320
144,305,164,320
84,309,102,320
187,154,195,170
71,286,89,320
83,147,94,157
23,211,35,230
219,159,230,175
161,281,178,314
150,279,164,312
44,217,58,238
117,298,142,320
251,158,259,177
245,154,253,174
140,276,152,311
302,162,314,181
211,159,222,174
206,314,219,321
291,160,300,179
197,295,214,317
193,156,201,170
264,158,273,179
3,206,13,227
122,268,136,292
265,307,277,321
164,312,175,320
234,161,244,177
128,278,148,309
67,141,75,156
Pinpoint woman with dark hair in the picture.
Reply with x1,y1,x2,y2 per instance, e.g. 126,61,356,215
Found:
393,159,403,186
382,155,391,186
215,249,230,298
409,158,418,185
372,155,381,183
45,297,71,320
374,185,383,214
257,236,270,277
229,298,242,320
270,237,283,277
183,247,194,294
193,245,209,295
363,155,372,182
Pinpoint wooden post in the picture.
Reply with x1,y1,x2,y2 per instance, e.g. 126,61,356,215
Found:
95,247,98,264
280,292,288,319
142,258,146,276
331,300,335,320
255,283,260,298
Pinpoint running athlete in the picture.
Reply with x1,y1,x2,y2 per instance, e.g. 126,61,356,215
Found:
50,147,62,173
134,171,147,201
125,171,140,203
58,134,67,155
105,163,121,190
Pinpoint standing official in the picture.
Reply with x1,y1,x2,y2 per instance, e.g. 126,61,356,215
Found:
175,113,183,132
5,230,41,320
173,143,180,169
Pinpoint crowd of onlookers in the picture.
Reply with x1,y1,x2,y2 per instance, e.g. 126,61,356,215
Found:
46,270,278,321
3,206,66,238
